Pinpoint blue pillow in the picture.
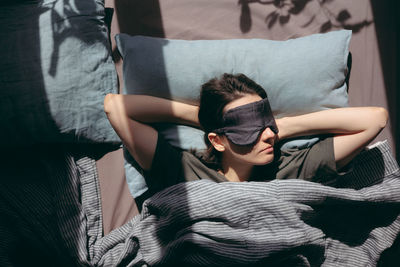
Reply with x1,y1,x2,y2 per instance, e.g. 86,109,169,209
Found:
0,0,120,145
115,30,351,197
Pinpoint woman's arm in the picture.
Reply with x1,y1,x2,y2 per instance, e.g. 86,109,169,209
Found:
104,94,199,170
276,107,388,170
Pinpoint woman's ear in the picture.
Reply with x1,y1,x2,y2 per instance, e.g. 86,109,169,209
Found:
208,133,225,152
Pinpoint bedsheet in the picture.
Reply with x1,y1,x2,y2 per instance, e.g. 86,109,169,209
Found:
0,147,84,266
99,0,399,234
1,141,398,266
53,141,400,266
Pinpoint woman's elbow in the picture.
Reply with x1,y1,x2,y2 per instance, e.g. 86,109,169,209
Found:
373,107,389,130
104,93,118,115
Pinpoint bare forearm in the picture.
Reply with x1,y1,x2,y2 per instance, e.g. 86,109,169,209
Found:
276,107,388,169
276,107,388,140
104,93,200,127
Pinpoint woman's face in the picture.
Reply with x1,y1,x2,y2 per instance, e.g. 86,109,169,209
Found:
219,94,277,166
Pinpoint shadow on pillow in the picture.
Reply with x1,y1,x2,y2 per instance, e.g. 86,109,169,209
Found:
0,0,120,145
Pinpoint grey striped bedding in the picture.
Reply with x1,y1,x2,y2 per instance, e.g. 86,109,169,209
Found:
1,141,399,266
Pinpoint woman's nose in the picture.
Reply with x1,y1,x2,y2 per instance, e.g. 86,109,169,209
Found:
260,127,275,141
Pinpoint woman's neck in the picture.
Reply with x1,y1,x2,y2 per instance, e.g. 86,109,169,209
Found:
220,158,253,182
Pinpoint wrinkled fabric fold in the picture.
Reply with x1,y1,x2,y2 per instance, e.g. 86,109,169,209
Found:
55,140,400,266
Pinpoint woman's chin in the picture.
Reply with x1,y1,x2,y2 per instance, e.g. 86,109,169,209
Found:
253,155,274,166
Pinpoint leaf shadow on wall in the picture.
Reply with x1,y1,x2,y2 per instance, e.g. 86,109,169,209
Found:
238,0,372,34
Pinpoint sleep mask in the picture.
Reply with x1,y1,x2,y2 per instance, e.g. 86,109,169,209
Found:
213,98,278,146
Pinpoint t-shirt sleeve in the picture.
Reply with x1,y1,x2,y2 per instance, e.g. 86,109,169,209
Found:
144,134,185,194
277,137,338,184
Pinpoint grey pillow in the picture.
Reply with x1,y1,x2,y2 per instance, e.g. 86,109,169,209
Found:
115,30,351,197
0,0,120,145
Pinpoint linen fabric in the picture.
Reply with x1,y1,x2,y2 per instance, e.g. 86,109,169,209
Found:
0,0,120,145
3,141,398,266
115,30,351,198
115,30,351,151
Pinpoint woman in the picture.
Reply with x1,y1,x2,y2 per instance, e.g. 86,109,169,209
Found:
104,73,388,195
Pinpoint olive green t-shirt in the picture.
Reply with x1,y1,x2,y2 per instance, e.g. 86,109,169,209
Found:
146,134,338,194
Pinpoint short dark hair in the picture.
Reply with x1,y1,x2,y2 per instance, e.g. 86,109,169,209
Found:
197,73,268,168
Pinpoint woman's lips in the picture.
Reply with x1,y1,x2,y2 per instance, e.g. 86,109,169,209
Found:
261,146,274,154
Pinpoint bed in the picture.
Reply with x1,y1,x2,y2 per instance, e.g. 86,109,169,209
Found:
0,0,399,266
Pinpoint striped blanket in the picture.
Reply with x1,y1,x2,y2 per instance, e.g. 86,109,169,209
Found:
1,141,400,266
